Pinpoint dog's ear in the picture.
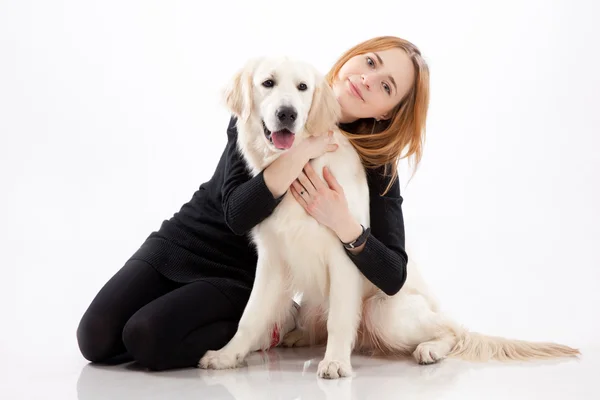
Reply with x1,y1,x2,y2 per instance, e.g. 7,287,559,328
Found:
305,76,342,135
222,58,259,122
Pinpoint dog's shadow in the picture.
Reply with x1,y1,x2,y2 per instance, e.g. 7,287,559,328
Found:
76,347,498,400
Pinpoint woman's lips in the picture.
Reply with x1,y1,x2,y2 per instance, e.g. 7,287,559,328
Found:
348,80,364,101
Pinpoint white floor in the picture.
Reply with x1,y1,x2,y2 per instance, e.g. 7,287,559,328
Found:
3,329,597,399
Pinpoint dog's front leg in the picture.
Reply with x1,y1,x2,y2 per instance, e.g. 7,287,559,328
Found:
198,248,287,370
318,249,363,379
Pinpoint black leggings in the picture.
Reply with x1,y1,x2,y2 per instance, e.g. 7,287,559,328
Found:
76,260,250,371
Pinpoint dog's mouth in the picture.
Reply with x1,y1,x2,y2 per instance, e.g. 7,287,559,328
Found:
263,121,295,150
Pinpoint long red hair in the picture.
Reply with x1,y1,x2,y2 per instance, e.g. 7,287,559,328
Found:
326,36,430,194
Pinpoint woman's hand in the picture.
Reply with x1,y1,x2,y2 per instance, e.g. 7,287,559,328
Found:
290,162,363,244
299,131,338,160
263,132,337,199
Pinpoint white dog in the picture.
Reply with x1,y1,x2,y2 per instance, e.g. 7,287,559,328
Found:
198,56,580,379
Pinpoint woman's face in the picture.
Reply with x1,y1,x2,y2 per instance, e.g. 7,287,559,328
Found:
332,48,415,124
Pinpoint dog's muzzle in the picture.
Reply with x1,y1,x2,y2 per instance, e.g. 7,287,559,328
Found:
262,106,298,150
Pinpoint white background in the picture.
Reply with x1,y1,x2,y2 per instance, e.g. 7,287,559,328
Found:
1,0,599,398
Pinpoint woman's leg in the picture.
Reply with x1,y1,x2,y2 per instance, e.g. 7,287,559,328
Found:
76,259,180,363
121,279,251,371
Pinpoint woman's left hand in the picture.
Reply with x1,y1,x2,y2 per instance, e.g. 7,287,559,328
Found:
290,162,362,243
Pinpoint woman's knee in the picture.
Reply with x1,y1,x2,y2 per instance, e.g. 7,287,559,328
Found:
122,315,241,371
76,310,124,363
122,313,171,371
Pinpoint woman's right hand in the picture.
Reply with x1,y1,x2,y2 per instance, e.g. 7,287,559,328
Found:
299,131,338,160
263,131,338,199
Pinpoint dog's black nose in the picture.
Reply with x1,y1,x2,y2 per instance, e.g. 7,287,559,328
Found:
276,106,297,124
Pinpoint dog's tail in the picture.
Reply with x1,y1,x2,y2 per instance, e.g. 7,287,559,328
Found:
447,330,580,362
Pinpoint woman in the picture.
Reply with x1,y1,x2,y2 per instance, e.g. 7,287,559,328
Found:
76,35,429,371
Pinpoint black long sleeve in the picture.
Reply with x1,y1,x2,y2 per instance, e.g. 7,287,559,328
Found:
345,166,408,296
220,117,285,235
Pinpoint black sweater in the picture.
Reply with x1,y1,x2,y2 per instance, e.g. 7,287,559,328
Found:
129,117,408,298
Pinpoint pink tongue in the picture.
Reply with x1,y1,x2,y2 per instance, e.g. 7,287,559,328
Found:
272,130,295,149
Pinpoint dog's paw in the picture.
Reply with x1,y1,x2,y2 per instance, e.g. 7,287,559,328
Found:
281,328,310,348
198,350,244,370
317,359,353,379
413,342,447,365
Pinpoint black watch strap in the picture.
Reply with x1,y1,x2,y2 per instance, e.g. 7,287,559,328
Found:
342,225,371,249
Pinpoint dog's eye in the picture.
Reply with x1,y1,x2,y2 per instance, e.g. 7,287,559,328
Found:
262,79,275,88
297,83,308,91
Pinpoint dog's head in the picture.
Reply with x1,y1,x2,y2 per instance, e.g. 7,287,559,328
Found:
223,56,341,152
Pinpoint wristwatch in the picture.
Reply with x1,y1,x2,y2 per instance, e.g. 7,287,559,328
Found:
342,224,371,250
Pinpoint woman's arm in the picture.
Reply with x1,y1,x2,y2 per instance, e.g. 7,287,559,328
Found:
221,117,337,235
340,167,408,296
290,162,408,296
220,118,282,235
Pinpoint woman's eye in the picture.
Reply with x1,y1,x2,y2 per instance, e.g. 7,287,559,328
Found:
366,56,375,67
383,83,391,94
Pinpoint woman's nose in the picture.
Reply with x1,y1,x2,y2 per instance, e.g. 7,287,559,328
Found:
361,73,375,89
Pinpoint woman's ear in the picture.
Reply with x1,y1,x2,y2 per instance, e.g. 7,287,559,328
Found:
379,111,392,121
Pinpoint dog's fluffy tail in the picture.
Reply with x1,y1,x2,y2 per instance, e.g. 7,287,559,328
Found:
447,330,580,362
